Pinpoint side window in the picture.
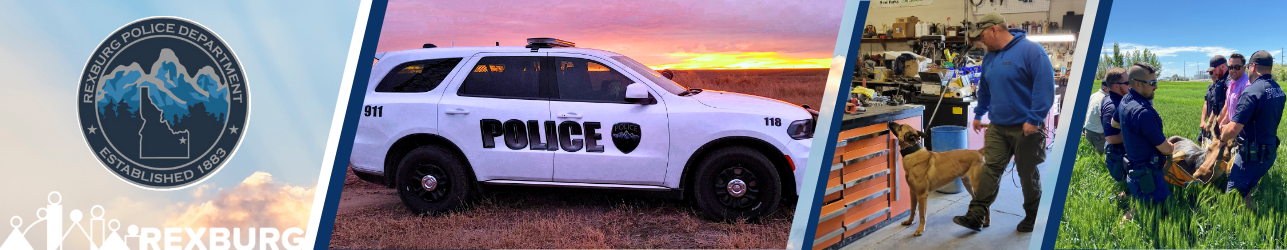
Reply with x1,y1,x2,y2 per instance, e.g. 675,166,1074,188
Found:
459,56,544,99
554,57,634,103
375,58,462,93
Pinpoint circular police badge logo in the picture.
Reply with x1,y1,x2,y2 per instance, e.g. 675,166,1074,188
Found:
77,17,249,190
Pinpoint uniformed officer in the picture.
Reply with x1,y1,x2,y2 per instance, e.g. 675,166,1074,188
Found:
954,12,1054,233
1118,62,1173,204
1217,50,1285,210
1200,55,1229,146
1101,67,1129,186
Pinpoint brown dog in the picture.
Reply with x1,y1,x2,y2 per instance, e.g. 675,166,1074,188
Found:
888,122,988,236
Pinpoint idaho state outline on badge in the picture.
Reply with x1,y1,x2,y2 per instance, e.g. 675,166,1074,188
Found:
77,17,249,190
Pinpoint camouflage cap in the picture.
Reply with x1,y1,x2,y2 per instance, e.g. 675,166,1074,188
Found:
969,12,1006,38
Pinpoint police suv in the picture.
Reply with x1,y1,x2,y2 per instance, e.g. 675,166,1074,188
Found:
350,38,815,220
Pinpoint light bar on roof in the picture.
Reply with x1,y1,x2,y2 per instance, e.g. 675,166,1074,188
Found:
1026,34,1076,42
526,38,575,49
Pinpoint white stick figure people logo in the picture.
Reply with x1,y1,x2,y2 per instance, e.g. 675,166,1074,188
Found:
0,192,127,250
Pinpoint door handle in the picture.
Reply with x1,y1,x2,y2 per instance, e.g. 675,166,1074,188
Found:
557,112,582,119
445,108,470,115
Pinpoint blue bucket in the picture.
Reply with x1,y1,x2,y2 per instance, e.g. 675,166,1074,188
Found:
931,125,969,152
930,125,968,194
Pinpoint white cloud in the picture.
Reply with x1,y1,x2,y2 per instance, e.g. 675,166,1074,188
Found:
1103,43,1238,57
164,172,314,229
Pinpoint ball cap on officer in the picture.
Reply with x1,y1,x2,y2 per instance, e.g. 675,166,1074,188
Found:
1249,50,1273,74
1208,55,1227,73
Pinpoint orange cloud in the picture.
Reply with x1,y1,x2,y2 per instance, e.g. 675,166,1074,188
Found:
648,52,830,70
163,172,314,229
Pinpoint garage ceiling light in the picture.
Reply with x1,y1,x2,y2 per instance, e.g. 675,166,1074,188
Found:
1027,34,1076,42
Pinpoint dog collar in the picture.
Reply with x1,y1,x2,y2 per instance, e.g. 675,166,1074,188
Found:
899,143,923,157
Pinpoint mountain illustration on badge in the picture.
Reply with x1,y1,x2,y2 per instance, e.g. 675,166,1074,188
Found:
610,122,641,154
77,17,249,190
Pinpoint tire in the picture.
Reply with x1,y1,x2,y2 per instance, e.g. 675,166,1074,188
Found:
692,146,781,222
394,145,471,215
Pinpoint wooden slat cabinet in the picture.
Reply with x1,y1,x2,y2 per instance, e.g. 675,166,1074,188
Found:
814,115,921,250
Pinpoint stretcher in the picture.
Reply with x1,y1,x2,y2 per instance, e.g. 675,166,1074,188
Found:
1163,144,1234,187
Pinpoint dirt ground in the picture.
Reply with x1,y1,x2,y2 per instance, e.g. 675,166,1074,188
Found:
328,168,794,249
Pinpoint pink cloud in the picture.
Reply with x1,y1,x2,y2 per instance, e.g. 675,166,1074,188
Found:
377,0,843,66
163,172,313,229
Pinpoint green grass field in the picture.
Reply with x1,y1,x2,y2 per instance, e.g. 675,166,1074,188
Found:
1056,81,1287,249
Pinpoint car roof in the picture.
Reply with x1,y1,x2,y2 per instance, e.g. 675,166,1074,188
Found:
377,46,626,62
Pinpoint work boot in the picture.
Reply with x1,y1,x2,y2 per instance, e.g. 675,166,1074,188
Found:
953,216,982,231
1016,216,1035,232
1016,210,1037,232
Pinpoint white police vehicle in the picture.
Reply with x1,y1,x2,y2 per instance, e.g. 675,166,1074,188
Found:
350,38,815,220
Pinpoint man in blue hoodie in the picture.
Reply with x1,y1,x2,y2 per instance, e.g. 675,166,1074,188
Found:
953,12,1054,233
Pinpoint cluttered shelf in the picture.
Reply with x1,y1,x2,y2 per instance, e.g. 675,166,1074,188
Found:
859,36,967,44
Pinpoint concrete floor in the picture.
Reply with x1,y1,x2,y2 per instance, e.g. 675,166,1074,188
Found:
836,104,1057,250
838,160,1048,250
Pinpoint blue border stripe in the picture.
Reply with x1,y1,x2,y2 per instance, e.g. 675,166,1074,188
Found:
1039,0,1113,249
800,1,869,249
313,0,388,248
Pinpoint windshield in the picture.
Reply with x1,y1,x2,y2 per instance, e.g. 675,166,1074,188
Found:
611,56,688,95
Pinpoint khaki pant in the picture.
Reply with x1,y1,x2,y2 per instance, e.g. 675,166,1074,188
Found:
1084,129,1105,154
965,123,1046,221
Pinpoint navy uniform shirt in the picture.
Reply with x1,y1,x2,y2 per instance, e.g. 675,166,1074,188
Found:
1119,89,1167,165
1206,78,1229,118
1231,74,1286,144
1101,91,1124,138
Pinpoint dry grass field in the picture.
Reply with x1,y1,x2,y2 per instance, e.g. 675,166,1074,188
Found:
329,168,794,249
669,69,829,110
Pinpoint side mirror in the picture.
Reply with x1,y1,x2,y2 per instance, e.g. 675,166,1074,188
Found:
624,83,655,105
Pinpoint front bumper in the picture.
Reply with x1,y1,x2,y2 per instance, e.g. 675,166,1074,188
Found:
786,138,813,196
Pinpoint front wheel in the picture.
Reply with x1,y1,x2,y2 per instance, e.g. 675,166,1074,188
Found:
692,146,781,222
395,145,471,215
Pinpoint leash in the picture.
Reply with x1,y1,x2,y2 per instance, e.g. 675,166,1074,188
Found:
1000,123,1051,188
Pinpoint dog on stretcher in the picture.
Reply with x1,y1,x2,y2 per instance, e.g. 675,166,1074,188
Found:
1168,135,1234,185
887,122,987,236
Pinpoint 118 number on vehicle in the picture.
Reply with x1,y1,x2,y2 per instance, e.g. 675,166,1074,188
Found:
764,117,781,126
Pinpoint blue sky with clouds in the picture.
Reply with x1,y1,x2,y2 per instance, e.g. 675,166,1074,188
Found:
1102,0,1285,79
0,0,358,236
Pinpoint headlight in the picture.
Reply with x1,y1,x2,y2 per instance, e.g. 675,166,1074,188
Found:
787,119,814,140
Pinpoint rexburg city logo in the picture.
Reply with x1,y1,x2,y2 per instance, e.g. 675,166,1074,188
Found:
77,17,249,190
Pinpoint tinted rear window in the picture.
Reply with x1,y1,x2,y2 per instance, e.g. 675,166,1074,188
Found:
375,58,462,92
458,56,544,99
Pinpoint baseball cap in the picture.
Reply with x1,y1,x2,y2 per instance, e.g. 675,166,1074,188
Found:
1207,55,1226,72
1250,50,1274,66
969,13,1006,38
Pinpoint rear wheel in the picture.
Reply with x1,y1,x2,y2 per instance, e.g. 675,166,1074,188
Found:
693,146,781,221
395,145,471,215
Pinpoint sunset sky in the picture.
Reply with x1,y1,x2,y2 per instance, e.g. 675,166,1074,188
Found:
377,0,844,69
